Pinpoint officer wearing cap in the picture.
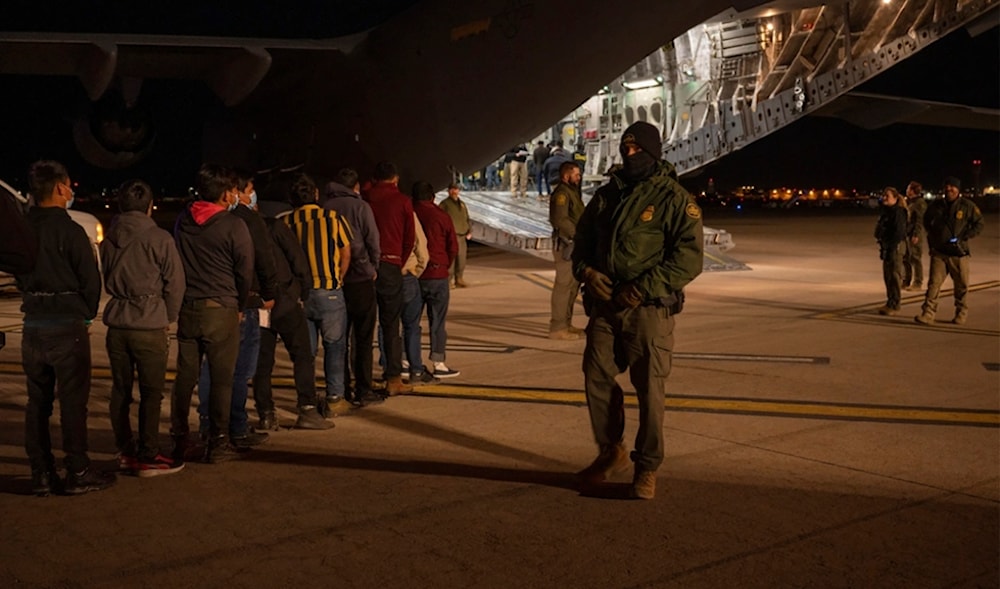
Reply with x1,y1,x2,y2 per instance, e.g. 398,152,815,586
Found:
915,176,984,326
571,121,703,499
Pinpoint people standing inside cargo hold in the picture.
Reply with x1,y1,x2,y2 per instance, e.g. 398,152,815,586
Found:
323,168,385,409
533,140,551,196
364,162,415,396
171,164,254,464
548,161,585,340
874,187,908,316
253,203,332,431
285,174,353,408
915,177,984,326
101,179,185,478
197,171,279,449
572,122,703,500
438,182,471,288
509,144,529,198
903,180,927,291
18,160,113,495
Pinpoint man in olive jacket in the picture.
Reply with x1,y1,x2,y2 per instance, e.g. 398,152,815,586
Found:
101,179,185,476
548,161,585,340
915,177,984,326
572,122,703,500
438,182,471,288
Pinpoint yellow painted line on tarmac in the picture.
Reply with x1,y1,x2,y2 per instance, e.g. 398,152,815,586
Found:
2,363,996,427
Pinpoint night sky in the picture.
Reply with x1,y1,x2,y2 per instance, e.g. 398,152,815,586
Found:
0,13,995,195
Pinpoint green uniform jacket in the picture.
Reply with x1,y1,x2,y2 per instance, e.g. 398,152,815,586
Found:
572,160,703,303
549,181,585,246
923,196,984,256
906,197,927,240
438,197,471,236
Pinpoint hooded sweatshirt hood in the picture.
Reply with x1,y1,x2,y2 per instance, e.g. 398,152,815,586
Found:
190,200,227,226
108,210,157,248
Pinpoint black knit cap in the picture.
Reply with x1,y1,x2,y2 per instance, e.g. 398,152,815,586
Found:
620,121,662,158
943,176,961,189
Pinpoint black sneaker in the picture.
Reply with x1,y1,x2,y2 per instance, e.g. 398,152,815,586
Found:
30,468,62,497
231,428,269,448
409,370,440,385
257,410,278,431
201,436,249,464
64,468,116,495
294,406,334,430
353,390,386,407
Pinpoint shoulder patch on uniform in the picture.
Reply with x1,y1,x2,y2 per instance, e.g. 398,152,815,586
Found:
555,193,567,206
686,202,702,220
974,206,981,215
956,210,964,220
640,205,655,222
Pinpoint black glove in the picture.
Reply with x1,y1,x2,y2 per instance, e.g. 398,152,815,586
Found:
582,267,614,301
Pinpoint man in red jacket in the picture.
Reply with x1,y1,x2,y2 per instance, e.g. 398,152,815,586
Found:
411,182,460,378
363,162,415,395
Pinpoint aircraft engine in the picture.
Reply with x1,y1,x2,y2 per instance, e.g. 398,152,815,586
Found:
72,91,156,170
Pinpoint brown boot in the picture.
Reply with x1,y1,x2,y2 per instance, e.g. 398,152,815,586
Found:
385,376,413,396
631,469,656,500
576,443,629,485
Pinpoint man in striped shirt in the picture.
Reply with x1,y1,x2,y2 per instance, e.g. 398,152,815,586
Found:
284,174,352,410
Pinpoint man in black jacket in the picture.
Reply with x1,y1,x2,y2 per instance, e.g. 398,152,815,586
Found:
171,164,255,464
196,171,279,448
17,160,115,495
253,210,333,430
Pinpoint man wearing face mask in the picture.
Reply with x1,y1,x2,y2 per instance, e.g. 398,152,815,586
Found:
572,122,703,500
18,160,111,495
171,164,255,464
196,170,279,448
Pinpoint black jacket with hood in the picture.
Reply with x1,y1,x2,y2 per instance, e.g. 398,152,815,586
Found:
101,211,185,329
174,201,254,310
232,203,280,307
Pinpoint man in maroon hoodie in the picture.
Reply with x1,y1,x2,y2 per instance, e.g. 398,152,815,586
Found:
411,182,460,378
363,162,415,396
171,164,254,464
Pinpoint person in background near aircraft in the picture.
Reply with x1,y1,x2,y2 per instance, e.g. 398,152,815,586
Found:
486,158,501,191
902,180,927,291
285,174,353,409
197,170,278,449
542,141,573,197
572,122,703,500
509,145,529,198
324,168,384,408
364,162,415,396
253,201,332,430
18,160,113,495
533,140,551,196
548,161,585,340
171,164,254,464
874,187,908,316
915,177,984,326
0,187,36,275
412,182,460,379
102,179,185,478
439,182,472,288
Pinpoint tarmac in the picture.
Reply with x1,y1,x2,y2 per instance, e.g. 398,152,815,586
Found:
0,210,997,588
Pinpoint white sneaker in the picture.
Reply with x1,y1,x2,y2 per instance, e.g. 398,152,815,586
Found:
433,362,460,378
401,359,409,370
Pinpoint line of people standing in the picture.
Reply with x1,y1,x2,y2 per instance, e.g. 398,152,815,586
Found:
12,159,466,495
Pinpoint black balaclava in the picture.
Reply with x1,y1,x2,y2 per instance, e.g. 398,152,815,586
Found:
619,122,662,183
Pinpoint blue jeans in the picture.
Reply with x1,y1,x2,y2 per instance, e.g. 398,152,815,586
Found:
401,274,425,373
536,168,549,195
306,288,347,398
419,278,450,363
198,308,259,436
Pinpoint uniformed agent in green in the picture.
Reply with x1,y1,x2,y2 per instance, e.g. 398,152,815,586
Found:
438,183,472,288
548,161,586,339
915,176,984,326
571,121,703,499
903,180,927,290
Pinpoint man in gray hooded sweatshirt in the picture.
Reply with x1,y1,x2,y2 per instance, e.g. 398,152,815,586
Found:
101,179,185,476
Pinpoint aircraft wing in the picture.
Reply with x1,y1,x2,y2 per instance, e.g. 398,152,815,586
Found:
812,91,1000,131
